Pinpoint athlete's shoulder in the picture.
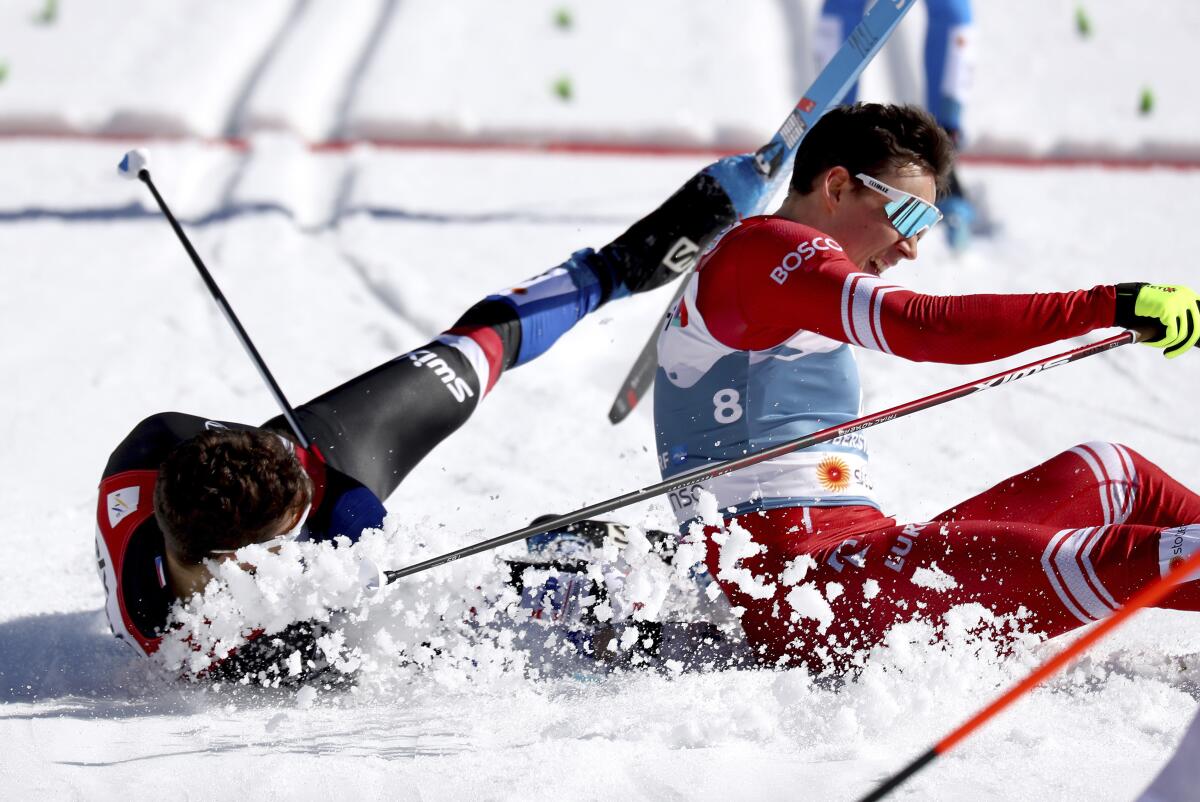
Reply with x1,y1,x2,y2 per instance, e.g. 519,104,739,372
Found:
307,466,386,545
104,412,253,477
710,216,845,265
703,216,853,289
721,215,834,244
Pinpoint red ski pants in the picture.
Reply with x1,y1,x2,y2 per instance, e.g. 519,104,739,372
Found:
701,442,1200,672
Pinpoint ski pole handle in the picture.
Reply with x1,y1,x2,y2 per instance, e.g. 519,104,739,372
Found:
1132,321,1168,343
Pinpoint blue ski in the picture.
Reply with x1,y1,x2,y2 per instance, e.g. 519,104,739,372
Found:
607,0,917,424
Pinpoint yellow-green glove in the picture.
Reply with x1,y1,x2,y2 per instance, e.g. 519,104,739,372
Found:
1114,283,1200,358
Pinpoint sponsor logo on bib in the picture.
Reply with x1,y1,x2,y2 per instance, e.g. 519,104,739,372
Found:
816,456,852,492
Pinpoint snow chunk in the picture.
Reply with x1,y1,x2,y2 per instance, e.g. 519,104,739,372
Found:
672,537,707,579
604,525,673,622
910,562,959,592
593,601,614,623
295,686,317,709
713,519,775,600
781,554,817,587
619,627,640,651
695,488,724,527
785,582,834,633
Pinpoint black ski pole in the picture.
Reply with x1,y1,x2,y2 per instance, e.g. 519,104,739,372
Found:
118,148,312,449
385,331,1135,583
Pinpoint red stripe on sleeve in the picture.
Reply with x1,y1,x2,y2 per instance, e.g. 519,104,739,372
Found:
448,324,505,394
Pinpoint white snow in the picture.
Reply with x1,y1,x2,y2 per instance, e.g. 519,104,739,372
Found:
0,1,1197,161
786,583,835,633
781,554,818,586
714,519,778,601
2,2,1200,801
911,562,960,592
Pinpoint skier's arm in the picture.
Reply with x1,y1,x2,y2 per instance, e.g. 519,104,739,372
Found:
202,620,348,687
817,278,1114,364
700,220,1116,364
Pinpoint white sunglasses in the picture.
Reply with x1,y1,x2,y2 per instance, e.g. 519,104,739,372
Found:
208,504,309,556
856,173,943,238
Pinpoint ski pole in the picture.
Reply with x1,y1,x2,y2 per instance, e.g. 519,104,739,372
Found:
118,148,312,449
858,538,1200,802
385,331,1135,583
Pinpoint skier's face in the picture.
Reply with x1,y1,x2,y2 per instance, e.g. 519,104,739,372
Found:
828,165,938,276
207,500,310,557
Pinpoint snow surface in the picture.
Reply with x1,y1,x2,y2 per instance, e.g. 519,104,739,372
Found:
2,2,1200,800
2,1,1199,160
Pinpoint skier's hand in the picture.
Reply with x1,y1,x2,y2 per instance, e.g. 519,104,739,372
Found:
1114,283,1200,358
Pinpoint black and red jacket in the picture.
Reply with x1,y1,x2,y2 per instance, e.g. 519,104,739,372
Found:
96,412,386,657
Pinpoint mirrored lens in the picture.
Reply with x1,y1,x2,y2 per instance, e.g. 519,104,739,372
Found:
884,196,942,238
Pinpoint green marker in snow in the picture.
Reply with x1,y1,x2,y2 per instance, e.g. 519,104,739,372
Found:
1139,87,1155,115
34,0,58,25
553,8,573,31
1075,6,1091,38
553,76,573,102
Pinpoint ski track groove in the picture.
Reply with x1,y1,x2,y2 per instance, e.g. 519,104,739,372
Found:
330,0,400,141
326,160,359,231
336,245,441,337
224,0,311,139
0,202,631,230
215,146,256,223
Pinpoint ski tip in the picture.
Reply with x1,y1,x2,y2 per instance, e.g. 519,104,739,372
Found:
608,387,641,424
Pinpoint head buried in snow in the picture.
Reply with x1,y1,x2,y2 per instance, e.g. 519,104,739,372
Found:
154,429,312,565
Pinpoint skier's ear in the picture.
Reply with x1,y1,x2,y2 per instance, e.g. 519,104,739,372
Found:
823,166,853,211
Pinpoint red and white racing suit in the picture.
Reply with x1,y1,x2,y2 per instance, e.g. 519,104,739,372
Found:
652,215,1200,670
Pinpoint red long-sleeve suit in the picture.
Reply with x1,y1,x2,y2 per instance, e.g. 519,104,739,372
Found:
651,216,1200,671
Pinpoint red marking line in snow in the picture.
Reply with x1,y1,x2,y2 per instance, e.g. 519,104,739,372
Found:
4,130,1200,171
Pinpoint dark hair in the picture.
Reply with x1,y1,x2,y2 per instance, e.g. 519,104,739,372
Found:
154,429,311,564
790,103,954,197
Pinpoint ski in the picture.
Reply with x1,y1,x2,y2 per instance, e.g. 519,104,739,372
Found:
607,0,916,424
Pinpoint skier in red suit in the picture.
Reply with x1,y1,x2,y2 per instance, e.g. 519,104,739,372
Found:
652,103,1200,672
